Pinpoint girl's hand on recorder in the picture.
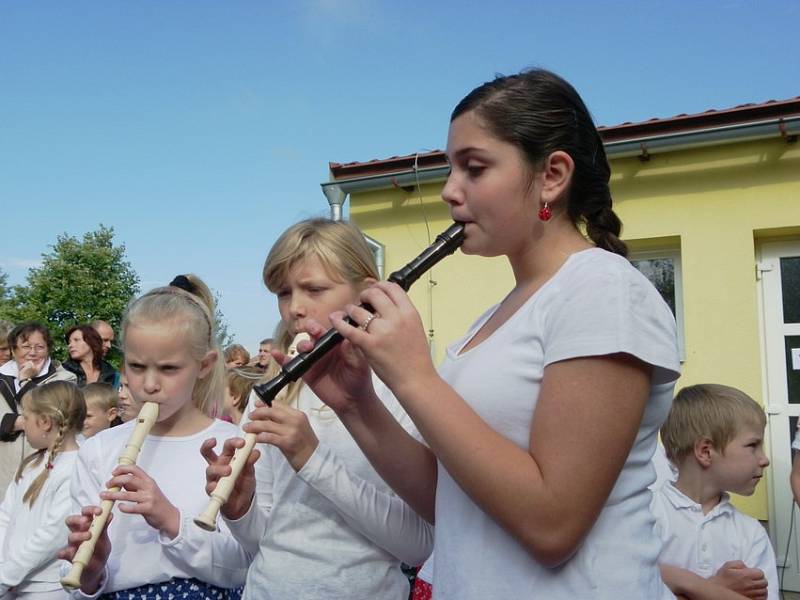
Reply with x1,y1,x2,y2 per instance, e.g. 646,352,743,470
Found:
59,506,113,594
200,436,260,521
335,281,437,395
289,318,380,417
101,464,180,539
245,402,318,472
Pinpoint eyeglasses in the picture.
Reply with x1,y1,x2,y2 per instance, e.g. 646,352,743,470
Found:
18,344,47,354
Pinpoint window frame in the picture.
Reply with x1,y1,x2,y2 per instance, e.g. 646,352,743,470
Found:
630,247,686,361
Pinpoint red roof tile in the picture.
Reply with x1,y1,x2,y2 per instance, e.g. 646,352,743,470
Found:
329,96,800,181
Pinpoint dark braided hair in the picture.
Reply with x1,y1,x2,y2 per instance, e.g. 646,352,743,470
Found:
451,68,627,257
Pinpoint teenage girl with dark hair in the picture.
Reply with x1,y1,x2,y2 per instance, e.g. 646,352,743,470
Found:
300,68,681,599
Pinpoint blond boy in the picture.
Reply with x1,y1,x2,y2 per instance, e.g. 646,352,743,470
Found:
653,384,778,600
82,382,119,439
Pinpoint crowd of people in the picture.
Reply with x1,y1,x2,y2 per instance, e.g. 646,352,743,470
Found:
0,67,794,600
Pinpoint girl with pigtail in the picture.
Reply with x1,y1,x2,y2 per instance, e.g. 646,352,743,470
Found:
0,381,85,599
298,69,681,598
60,274,248,600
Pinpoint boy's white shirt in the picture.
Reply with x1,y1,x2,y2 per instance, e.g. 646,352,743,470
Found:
651,482,779,599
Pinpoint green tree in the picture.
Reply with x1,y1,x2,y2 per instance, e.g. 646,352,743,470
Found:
213,292,234,349
6,225,140,361
0,268,10,317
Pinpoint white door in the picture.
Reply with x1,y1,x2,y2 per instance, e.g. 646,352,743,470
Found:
759,241,800,592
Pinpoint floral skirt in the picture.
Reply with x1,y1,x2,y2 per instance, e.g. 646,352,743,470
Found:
100,578,243,600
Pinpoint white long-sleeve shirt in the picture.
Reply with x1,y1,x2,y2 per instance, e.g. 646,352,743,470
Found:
0,449,77,595
227,376,433,600
67,419,249,598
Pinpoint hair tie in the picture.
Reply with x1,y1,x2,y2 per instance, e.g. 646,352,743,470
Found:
169,275,196,295
45,460,54,470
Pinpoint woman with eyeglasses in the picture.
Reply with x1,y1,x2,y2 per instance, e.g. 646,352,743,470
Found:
0,322,77,496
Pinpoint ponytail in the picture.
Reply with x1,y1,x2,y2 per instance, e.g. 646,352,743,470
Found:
584,203,628,257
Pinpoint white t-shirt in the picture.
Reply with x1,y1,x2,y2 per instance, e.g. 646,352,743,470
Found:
68,418,248,598
433,248,680,599
0,450,77,596
651,483,779,599
227,376,433,600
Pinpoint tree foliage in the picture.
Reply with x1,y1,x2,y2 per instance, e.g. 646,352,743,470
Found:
0,269,9,315
213,292,234,349
3,226,140,360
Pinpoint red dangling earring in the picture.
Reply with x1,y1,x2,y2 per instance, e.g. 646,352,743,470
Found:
538,202,552,222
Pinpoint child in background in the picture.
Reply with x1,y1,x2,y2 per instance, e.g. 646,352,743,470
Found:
0,381,85,599
223,345,250,370
653,384,778,600
81,383,120,440
115,369,141,423
60,274,248,599
222,367,260,425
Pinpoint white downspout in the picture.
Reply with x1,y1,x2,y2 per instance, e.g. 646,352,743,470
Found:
322,184,346,221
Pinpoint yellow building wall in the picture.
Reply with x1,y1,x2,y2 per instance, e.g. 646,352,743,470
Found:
348,137,800,520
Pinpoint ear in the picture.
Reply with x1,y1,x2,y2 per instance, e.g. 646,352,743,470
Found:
693,437,715,468
539,150,574,205
359,277,378,290
107,407,118,423
198,350,218,380
37,414,53,433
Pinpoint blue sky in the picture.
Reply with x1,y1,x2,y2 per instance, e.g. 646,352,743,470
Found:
1,0,798,354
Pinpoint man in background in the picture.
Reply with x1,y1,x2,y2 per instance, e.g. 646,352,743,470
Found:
91,320,115,358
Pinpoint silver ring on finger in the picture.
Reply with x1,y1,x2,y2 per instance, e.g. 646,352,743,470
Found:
360,313,379,332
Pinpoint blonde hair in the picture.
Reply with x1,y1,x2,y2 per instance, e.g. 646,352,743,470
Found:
226,366,262,413
224,344,251,366
120,274,225,416
16,381,85,507
661,383,767,465
84,382,118,411
262,219,379,405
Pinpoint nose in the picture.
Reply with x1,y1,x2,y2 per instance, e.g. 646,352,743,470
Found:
441,171,463,207
142,371,160,395
758,451,770,468
289,293,306,318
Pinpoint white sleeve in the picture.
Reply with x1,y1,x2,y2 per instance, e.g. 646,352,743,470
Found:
71,438,104,512
542,256,680,384
296,442,433,566
240,390,276,514
158,510,249,588
223,493,270,557
0,480,14,576
744,525,780,600
222,432,274,555
0,474,72,588
68,441,110,598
